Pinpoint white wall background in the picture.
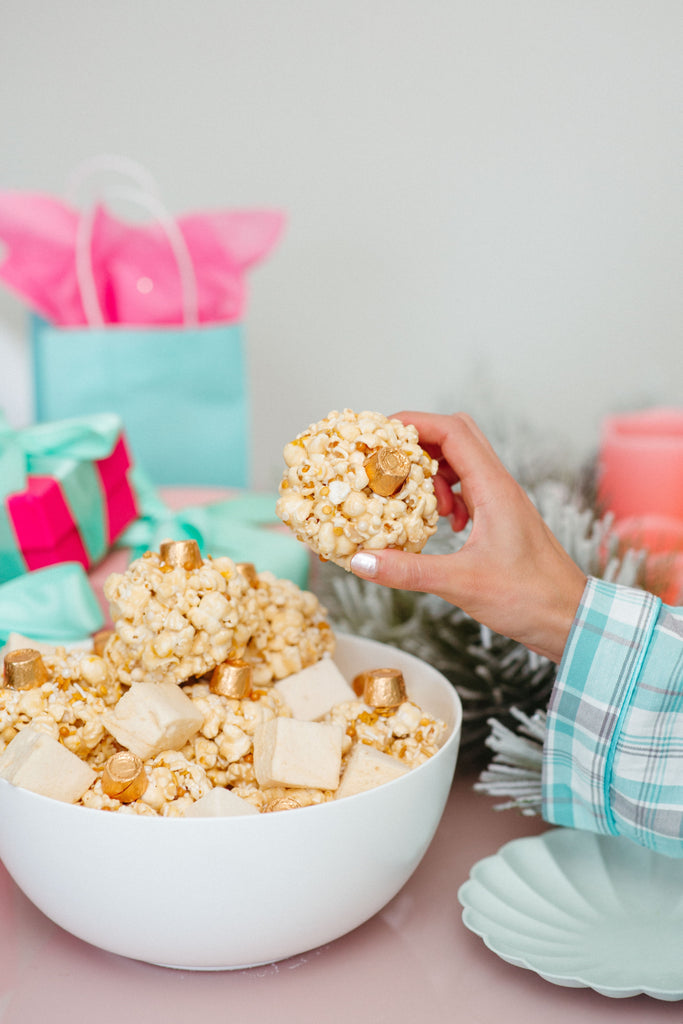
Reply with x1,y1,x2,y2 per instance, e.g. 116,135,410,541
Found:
0,1,681,489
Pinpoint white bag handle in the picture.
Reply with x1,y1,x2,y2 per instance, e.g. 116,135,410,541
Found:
68,155,199,327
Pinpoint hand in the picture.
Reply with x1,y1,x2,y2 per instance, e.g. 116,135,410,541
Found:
349,412,587,663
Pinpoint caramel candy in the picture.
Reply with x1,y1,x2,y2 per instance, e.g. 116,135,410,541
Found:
3,649,48,690
159,539,203,570
361,668,407,708
364,447,410,497
351,672,366,698
92,629,114,656
101,751,148,803
235,562,258,586
263,795,302,813
210,659,253,699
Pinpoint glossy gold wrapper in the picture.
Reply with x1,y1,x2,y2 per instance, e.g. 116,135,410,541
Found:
235,562,258,586
364,447,410,497
210,659,253,699
264,796,301,813
159,539,203,570
101,751,148,802
361,668,407,708
3,648,48,690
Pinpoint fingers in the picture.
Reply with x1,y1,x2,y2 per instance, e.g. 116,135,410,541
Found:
349,548,460,599
394,410,507,516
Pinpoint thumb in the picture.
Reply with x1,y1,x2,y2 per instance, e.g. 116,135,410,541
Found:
349,548,457,598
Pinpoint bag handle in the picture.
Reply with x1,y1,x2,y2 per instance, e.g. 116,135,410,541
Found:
68,155,199,327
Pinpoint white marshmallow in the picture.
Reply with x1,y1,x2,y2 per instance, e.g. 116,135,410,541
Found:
336,744,409,800
254,718,343,791
104,681,204,760
0,727,96,803
182,788,259,818
274,658,355,722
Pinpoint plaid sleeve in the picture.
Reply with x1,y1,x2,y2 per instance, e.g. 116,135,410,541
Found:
542,577,683,858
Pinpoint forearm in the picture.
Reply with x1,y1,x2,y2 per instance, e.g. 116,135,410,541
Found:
542,578,683,858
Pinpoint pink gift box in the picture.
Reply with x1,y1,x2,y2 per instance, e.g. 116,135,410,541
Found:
94,434,138,544
7,476,90,572
4,431,138,577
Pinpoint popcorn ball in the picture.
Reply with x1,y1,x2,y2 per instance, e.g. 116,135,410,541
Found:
241,569,335,684
275,409,440,569
103,544,259,687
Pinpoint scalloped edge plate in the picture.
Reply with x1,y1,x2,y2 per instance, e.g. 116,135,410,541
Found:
458,828,683,1000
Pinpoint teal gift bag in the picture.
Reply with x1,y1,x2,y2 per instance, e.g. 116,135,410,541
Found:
31,317,249,487
28,162,260,488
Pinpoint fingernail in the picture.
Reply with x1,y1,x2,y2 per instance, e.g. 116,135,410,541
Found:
350,551,378,577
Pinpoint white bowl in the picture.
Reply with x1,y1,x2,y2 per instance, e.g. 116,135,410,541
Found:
0,635,461,970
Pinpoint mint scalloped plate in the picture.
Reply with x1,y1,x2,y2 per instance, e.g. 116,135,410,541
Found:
458,828,683,1000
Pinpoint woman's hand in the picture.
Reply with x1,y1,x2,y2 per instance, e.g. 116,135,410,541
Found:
350,412,587,663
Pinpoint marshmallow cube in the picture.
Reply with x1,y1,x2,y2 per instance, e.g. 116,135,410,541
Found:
182,788,259,818
104,682,204,760
274,658,355,721
0,727,96,803
254,718,343,791
336,744,409,800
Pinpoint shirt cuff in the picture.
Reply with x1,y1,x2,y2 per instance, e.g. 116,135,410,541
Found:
541,576,661,836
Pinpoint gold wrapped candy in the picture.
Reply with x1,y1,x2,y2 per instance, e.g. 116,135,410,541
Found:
264,795,301,813
210,659,253,699
235,562,258,586
159,539,203,571
101,751,148,802
3,648,48,690
360,668,407,708
364,447,410,497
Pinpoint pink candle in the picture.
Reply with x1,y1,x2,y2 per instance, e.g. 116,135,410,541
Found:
612,515,683,605
598,407,683,520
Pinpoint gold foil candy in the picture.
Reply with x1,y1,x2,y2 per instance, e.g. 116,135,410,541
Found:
235,562,258,586
3,648,48,690
210,659,253,699
364,447,410,497
101,751,148,803
159,539,203,571
361,668,407,708
351,672,367,698
264,795,301,813
92,629,114,656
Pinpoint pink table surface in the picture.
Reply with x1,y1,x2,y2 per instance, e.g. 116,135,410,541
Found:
0,775,677,1024
1,490,679,1022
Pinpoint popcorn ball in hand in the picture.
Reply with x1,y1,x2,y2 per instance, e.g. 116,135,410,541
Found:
103,543,258,687
275,409,439,569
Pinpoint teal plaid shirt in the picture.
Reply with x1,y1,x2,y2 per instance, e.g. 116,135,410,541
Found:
542,577,683,858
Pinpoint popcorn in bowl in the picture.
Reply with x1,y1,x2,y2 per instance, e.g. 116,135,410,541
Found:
0,541,449,820
275,409,440,568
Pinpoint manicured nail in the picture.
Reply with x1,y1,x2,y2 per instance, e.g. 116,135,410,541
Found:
350,552,378,577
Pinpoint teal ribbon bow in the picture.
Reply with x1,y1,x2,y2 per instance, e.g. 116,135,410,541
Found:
0,411,125,581
119,468,311,589
0,562,104,645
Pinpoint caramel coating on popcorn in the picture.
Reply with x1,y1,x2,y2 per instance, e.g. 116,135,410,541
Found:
242,570,335,684
275,409,439,569
0,648,117,761
324,700,448,769
1,559,448,816
181,679,290,786
103,551,259,686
